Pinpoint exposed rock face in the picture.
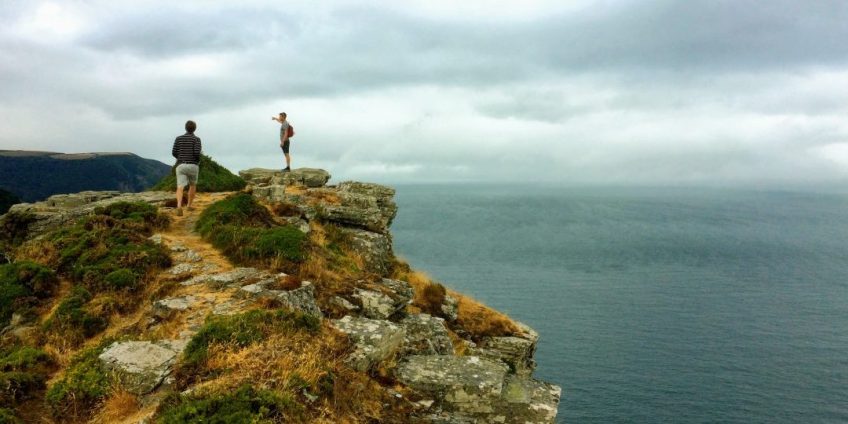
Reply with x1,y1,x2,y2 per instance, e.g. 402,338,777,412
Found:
242,168,398,235
239,168,331,188
98,340,186,395
330,315,405,372
339,228,392,275
399,314,454,356
397,355,561,424
397,355,509,411
237,279,324,320
3,191,173,239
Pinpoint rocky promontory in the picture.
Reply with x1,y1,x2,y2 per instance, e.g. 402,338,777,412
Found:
0,167,560,423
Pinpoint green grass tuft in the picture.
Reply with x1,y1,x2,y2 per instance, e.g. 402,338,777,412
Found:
0,407,22,424
49,206,171,292
0,261,57,327
45,339,113,418
195,194,306,272
155,384,302,424
42,286,108,347
150,154,246,193
181,309,319,370
0,345,54,406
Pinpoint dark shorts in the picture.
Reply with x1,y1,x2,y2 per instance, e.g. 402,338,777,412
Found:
280,139,290,154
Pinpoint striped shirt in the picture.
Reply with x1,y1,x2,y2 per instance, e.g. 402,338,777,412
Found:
172,133,202,165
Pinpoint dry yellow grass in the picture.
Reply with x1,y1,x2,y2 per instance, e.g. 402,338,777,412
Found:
94,388,140,423
14,239,59,266
393,264,520,340
196,323,406,422
452,291,520,339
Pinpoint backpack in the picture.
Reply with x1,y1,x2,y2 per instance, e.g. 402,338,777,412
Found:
286,124,295,138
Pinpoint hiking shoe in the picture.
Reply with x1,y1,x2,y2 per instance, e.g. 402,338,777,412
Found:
282,167,291,172
175,208,183,216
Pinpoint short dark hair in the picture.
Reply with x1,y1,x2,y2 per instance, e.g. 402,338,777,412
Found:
185,120,197,133
279,112,287,119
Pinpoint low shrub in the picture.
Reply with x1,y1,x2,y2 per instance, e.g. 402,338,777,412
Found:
196,195,306,272
42,286,108,347
50,212,171,292
45,340,113,419
94,201,169,228
156,384,301,423
150,154,246,193
0,407,22,423
195,193,275,235
0,346,54,406
0,261,57,327
0,212,36,248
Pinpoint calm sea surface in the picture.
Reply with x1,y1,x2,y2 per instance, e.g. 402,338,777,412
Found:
390,185,848,424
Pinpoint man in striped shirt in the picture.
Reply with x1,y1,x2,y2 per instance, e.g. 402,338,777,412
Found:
171,120,202,216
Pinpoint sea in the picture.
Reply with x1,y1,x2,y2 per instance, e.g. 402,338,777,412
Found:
390,184,848,424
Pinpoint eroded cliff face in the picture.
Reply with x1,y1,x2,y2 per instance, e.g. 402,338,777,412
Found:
0,168,560,423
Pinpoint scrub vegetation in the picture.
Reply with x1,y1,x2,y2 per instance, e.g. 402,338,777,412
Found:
151,154,246,193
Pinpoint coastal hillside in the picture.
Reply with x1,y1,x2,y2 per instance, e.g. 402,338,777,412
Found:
0,189,19,215
0,151,171,202
0,167,560,423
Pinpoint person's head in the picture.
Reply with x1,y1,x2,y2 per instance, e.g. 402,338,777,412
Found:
279,112,287,120
185,120,197,134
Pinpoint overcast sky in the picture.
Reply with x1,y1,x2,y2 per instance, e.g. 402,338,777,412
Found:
1,0,847,186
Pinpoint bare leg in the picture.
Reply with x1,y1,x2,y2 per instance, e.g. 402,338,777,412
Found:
285,153,291,169
176,185,184,208
187,184,196,208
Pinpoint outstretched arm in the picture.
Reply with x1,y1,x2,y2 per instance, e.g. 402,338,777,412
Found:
271,116,282,123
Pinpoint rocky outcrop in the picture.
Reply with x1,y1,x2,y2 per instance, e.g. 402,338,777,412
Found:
237,279,324,320
2,191,173,238
397,355,560,424
242,168,398,235
352,278,413,319
330,315,405,372
399,314,454,356
239,167,331,188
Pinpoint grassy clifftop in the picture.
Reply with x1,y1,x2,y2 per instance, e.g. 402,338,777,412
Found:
0,175,552,422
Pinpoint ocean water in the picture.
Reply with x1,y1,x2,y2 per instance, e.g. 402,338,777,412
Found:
390,185,848,423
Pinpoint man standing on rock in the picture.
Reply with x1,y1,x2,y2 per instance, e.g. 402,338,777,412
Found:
271,112,292,172
171,120,202,216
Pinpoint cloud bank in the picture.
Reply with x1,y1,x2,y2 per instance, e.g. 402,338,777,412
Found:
1,0,847,186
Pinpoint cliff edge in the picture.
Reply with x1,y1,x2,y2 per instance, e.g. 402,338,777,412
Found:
0,168,560,423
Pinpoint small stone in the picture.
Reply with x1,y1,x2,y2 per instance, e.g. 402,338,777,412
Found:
148,234,163,245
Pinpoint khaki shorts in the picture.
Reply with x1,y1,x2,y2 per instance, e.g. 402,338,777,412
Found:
176,164,199,187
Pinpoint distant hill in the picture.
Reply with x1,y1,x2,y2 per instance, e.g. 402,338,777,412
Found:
0,151,171,202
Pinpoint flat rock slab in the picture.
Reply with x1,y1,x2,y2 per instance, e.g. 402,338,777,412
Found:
98,340,185,395
331,316,405,372
181,267,264,287
153,295,205,319
395,355,508,412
